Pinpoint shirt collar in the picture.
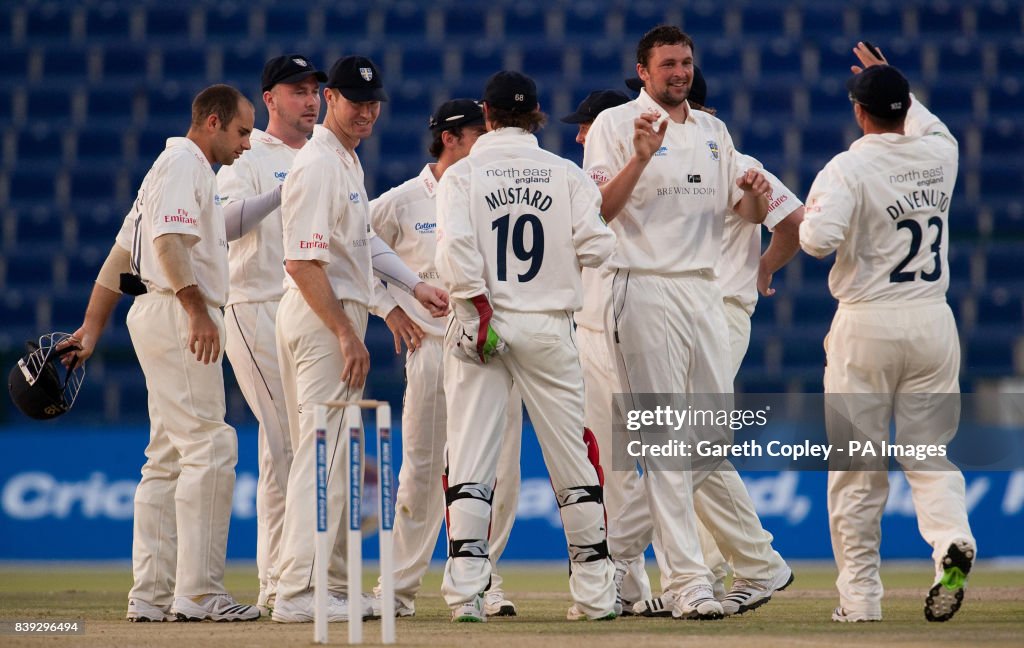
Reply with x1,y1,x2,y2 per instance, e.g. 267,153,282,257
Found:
313,124,356,166
636,88,697,125
473,127,538,151
250,128,284,147
417,164,439,198
167,136,214,173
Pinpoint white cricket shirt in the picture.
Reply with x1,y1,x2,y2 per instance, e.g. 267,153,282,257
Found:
717,153,803,314
800,96,957,304
281,125,374,306
435,128,616,313
370,164,446,337
216,128,298,305
584,89,746,274
116,137,229,306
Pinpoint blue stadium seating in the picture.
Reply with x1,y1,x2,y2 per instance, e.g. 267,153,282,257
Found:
914,3,967,39
994,41,1024,78
854,3,907,40
625,3,676,39
399,45,446,81
561,5,607,43
975,1,1024,38
383,3,430,40
15,128,67,170
101,45,150,82
677,3,727,38
163,46,209,82
737,5,791,41
442,5,489,42
204,5,251,43
85,86,140,128
6,169,56,209
145,6,194,42
930,40,989,84
264,6,311,41
84,5,133,40
40,47,91,82
975,290,1023,328
25,87,77,124
798,5,850,40
697,39,745,86
24,3,73,44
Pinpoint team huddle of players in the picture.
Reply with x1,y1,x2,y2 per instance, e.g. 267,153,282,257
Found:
67,25,976,627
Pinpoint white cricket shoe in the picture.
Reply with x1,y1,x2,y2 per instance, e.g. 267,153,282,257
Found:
370,593,415,618
631,590,677,618
831,606,882,622
126,598,175,622
451,593,486,623
672,584,725,620
484,589,517,617
272,591,371,623
566,604,617,621
720,563,795,616
172,593,260,622
925,540,975,622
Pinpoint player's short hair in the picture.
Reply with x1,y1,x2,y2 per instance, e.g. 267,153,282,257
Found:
191,84,251,129
485,105,548,134
429,126,465,159
636,25,695,67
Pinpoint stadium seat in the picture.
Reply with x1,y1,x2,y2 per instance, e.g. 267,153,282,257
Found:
561,5,607,43
221,45,268,88
14,128,67,169
975,1,1024,38
383,3,430,40
145,84,195,131
853,3,907,40
501,3,548,43
100,45,151,82
756,40,806,82
144,6,195,42
737,5,791,41
39,47,91,82
0,46,30,88
204,5,251,43
264,5,311,41
975,290,1023,329
442,5,490,42
913,3,967,39
980,120,1024,160
321,3,372,39
161,46,209,82
780,327,829,375
84,86,141,128
73,127,127,165
737,120,788,171
698,39,745,86
134,127,172,164
798,122,852,160
678,3,726,38
987,79,1023,118
5,169,57,208
797,5,850,40
625,2,674,39
84,5,133,40
24,4,74,43
399,45,446,81
983,243,1024,290
994,41,1024,78
523,44,569,84
25,86,78,125
924,82,979,127
68,169,118,207
987,205,1024,240
9,207,67,253
929,40,989,84
964,328,1019,377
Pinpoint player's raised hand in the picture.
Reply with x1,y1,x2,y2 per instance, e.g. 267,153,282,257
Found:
414,282,449,317
851,41,888,74
632,110,669,162
59,327,90,367
385,306,425,354
337,329,370,389
737,168,770,196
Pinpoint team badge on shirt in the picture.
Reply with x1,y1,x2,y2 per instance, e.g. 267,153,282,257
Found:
349,192,361,203
706,140,720,161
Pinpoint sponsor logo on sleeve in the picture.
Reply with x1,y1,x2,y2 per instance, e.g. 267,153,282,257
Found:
589,168,611,184
299,232,328,249
274,171,288,182
163,208,197,225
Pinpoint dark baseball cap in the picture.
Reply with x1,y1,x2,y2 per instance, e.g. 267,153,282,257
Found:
846,64,910,119
561,90,630,124
483,71,538,113
429,98,484,132
261,54,327,92
326,55,389,102
625,65,707,106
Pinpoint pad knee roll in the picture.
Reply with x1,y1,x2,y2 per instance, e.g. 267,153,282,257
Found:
557,485,609,562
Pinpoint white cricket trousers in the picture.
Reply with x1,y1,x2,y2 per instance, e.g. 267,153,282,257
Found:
441,310,616,617
224,300,292,607
609,271,783,595
577,324,653,603
376,335,522,609
824,300,975,616
126,291,238,606
275,289,368,601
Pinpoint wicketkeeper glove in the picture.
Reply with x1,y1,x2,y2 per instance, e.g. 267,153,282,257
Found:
449,295,508,364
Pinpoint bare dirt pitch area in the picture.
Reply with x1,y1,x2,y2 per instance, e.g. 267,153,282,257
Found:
0,563,1021,647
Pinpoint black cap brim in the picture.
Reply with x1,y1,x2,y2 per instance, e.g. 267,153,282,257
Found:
625,77,644,92
560,111,591,124
265,69,328,92
337,87,390,102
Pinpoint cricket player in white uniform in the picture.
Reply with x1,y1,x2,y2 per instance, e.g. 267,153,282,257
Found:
369,99,523,618
215,53,327,615
800,43,976,624
272,56,448,624
561,89,655,613
584,26,791,620
436,71,618,622
66,85,260,622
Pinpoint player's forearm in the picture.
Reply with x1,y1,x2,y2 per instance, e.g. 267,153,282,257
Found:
369,235,422,295
222,184,283,241
598,155,650,222
78,282,122,340
734,191,769,225
760,207,804,275
285,259,359,339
